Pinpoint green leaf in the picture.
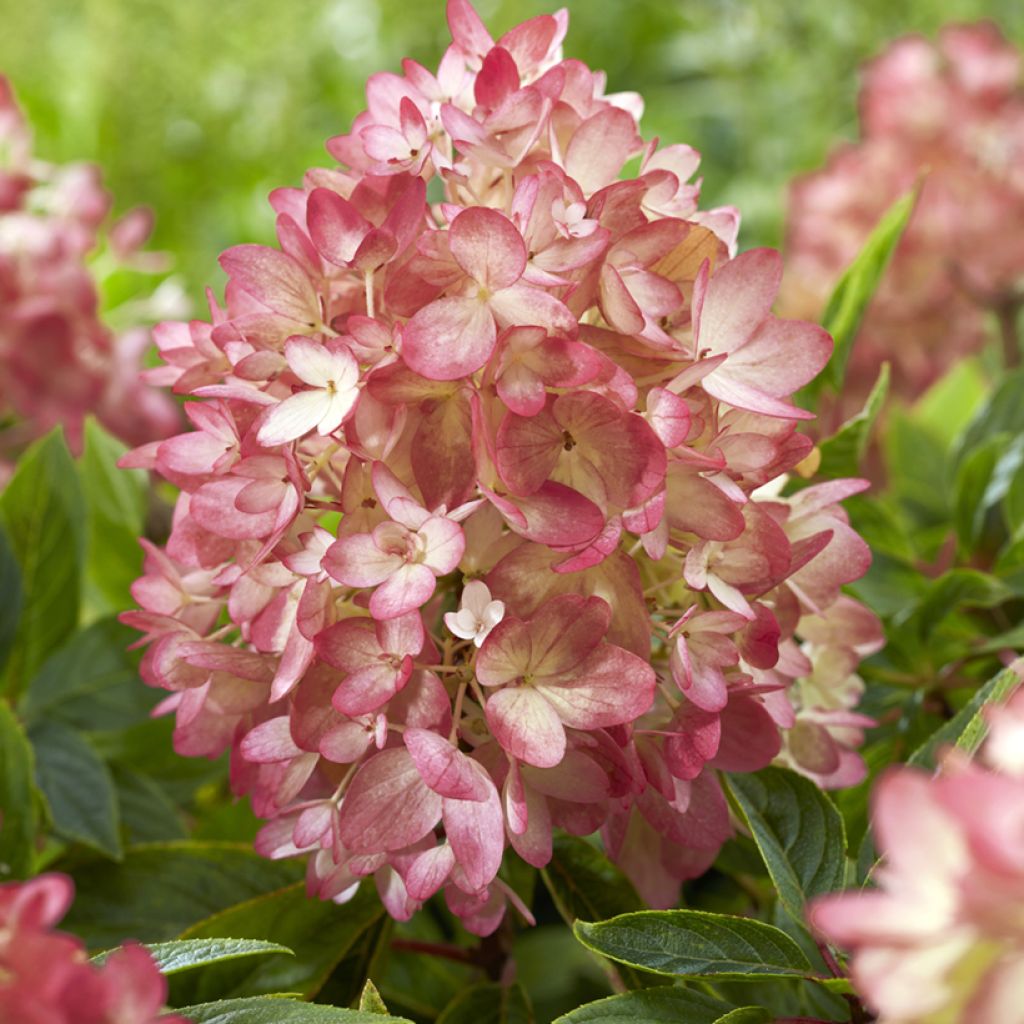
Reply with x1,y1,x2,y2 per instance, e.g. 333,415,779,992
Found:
954,367,1024,468
913,358,989,447
29,719,122,859
171,882,384,1002
0,526,23,676
553,987,735,1024
436,982,533,1024
818,186,918,393
725,768,847,921
359,980,389,1015
62,842,303,949
79,417,147,614
178,996,412,1024
908,666,1023,771
574,910,812,980
903,569,1012,643
712,1011,772,1024
1004,459,1024,536
19,617,153,732
542,835,644,925
953,434,1024,554
93,938,291,973
112,767,188,843
815,362,889,479
0,700,38,879
0,430,84,699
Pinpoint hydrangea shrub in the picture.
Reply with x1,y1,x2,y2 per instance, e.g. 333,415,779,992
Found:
118,0,881,935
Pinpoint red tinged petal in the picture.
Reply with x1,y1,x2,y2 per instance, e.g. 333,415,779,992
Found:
665,704,722,780
240,716,303,763
219,245,320,325
369,561,437,619
495,403,561,496
446,0,494,61
539,643,656,729
333,658,412,716
323,534,402,588
664,467,745,542
449,207,527,290
475,47,520,109
402,296,496,380
477,615,534,687
696,248,782,354
502,482,606,547
566,107,642,196
306,188,372,266
443,766,504,890
405,728,492,800
526,594,610,678
338,748,443,852
485,685,566,768
406,843,456,900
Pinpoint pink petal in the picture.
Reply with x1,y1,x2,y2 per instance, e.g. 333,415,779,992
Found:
696,248,782,354
419,515,466,574
405,728,492,800
443,768,504,890
323,534,401,588
306,187,372,266
258,390,334,446
338,748,443,852
219,245,319,325
402,296,496,380
449,206,526,290
566,107,642,195
485,686,566,768
369,561,437,619
333,659,411,716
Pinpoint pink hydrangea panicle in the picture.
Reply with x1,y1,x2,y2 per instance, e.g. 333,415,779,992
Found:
810,683,1024,1024
782,23,1024,425
0,873,190,1024
0,76,180,457
123,0,877,931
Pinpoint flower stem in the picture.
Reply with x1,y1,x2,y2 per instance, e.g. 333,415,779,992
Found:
997,299,1021,369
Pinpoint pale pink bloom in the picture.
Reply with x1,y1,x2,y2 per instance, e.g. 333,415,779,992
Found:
444,579,505,646
120,0,877,932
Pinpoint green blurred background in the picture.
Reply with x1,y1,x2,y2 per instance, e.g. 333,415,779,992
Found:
3,0,1021,300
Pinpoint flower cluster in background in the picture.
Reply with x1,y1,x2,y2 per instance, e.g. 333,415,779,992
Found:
0,76,181,466
122,0,878,932
0,873,189,1024
782,22,1024,424
812,677,1024,1024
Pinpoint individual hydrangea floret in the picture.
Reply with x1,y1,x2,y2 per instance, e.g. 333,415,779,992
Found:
0,873,190,1024
0,76,180,466
122,0,879,930
782,23,1024,424
811,678,1024,1024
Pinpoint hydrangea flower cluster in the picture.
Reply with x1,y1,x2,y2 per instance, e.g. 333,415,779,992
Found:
812,678,1024,1024
0,873,189,1024
122,0,879,929
0,76,180,462
783,23,1024,422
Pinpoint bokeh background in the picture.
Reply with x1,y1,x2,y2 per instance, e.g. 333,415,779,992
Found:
3,0,1022,299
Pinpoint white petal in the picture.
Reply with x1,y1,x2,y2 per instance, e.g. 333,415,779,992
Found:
285,337,357,388
444,610,477,641
316,384,360,436
258,390,332,445
460,579,492,617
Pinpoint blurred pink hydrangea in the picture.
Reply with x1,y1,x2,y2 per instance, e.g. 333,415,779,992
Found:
811,677,1024,1024
122,0,878,930
782,23,1024,424
0,76,181,463
0,873,190,1024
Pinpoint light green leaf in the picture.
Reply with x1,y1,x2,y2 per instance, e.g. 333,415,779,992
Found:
725,768,847,921
574,910,813,980
436,982,533,1024
908,666,1023,771
0,430,84,699
819,186,918,393
19,617,153,732
29,718,121,858
178,996,412,1024
172,881,384,1002
954,367,1024,468
816,362,889,479
79,417,147,614
0,700,38,879
93,938,291,973
359,980,389,1015
62,842,303,949
712,1010,772,1024
903,570,1012,643
553,987,735,1024
954,434,1024,554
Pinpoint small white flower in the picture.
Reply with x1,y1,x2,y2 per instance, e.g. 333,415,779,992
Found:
257,337,360,446
444,579,505,647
